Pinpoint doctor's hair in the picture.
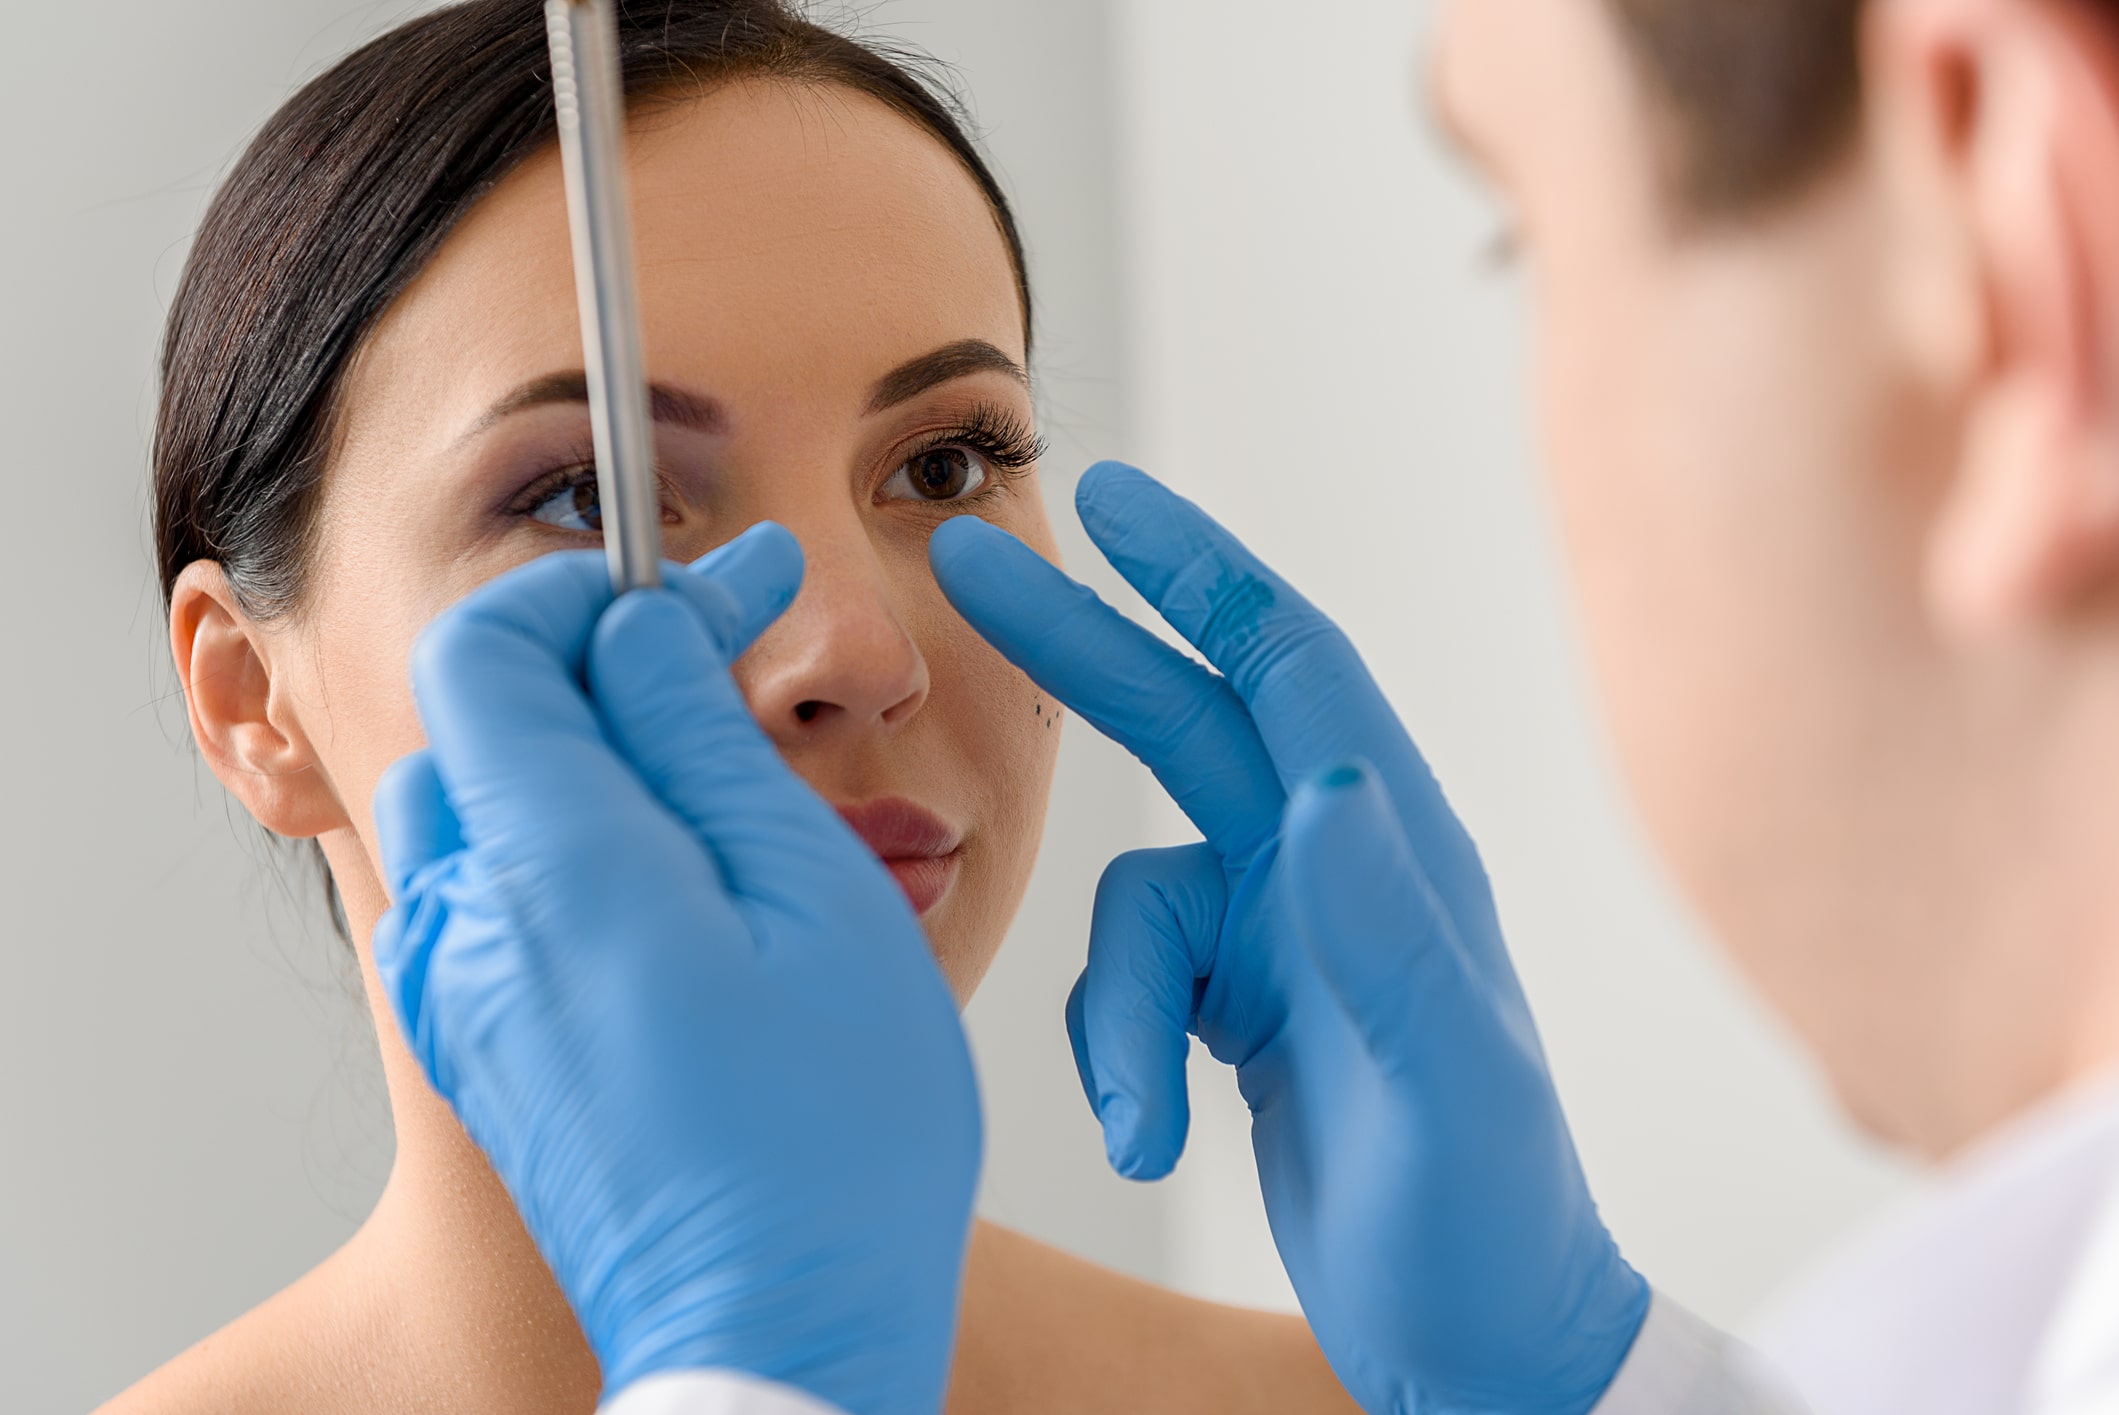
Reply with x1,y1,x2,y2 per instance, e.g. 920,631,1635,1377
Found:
1606,0,2117,216
152,0,1030,624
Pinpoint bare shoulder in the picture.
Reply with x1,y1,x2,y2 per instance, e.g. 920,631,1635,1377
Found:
949,1221,1359,1415
94,1239,399,1415
94,1202,600,1415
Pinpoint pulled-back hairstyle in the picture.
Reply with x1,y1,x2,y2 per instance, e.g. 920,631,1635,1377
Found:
1607,0,2117,216
155,0,1029,621
155,1,1030,936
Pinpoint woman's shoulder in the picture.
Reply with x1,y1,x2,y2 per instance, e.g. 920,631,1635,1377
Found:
95,1207,602,1415
94,1239,393,1415
950,1221,1360,1415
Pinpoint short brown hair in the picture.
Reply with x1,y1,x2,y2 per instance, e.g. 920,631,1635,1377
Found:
1606,0,1864,214
1607,0,2118,215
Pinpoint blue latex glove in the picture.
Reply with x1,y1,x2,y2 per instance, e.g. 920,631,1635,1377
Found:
370,529,980,1415
929,465,1649,1415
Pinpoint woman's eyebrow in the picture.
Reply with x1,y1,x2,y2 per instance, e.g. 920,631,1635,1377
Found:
456,370,726,445
867,339,1027,415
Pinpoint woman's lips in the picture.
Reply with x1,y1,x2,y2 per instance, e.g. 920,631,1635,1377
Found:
835,797,965,916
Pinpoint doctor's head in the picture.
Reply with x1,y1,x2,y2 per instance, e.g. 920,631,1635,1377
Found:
1435,0,2119,1157
154,1,1060,1026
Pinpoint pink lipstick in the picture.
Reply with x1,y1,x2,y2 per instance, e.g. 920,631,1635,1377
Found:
835,797,965,915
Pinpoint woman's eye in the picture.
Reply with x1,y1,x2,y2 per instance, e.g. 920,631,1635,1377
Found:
883,446,991,503
528,472,603,532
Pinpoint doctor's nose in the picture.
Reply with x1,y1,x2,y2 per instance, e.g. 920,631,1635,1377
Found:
736,537,929,748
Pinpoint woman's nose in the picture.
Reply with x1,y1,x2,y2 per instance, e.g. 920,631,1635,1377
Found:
737,539,930,746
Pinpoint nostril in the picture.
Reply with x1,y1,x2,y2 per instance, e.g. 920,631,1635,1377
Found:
794,700,824,725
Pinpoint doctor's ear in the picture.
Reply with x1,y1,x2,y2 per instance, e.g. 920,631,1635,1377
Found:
170,562,347,839
1869,0,2119,637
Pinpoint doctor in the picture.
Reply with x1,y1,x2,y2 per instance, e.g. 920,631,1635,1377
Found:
370,0,2119,1412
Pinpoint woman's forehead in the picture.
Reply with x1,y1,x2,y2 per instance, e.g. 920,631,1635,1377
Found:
345,79,1026,450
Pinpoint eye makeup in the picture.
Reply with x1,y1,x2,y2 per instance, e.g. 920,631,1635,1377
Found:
498,439,681,535
882,400,1047,506
492,398,1047,536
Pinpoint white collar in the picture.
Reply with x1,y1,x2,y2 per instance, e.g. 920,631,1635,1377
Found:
1752,1069,2119,1415
2028,1070,2119,1412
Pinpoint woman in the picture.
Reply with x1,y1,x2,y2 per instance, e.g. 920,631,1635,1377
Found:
114,3,1356,1412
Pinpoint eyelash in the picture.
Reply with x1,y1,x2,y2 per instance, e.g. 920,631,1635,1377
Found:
503,404,1048,527
891,402,1048,503
501,443,654,527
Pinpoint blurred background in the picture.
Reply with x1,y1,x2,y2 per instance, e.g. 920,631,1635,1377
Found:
0,0,1911,1406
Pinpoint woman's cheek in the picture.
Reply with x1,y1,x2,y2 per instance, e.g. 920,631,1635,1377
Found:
923,609,1060,973
962,632,1061,878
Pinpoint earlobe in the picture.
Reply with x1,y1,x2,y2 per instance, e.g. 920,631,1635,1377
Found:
1874,0,2119,636
170,562,348,839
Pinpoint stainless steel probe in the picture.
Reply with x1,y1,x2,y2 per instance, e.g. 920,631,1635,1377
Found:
545,0,661,593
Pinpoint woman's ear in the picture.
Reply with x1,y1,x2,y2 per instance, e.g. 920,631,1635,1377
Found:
1870,0,2119,637
170,562,348,839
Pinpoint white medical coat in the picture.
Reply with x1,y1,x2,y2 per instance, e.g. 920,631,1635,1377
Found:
1751,1070,2119,1414
599,1073,2119,1415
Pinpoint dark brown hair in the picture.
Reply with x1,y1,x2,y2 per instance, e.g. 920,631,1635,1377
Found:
154,0,1030,621
1607,0,2116,215
1606,0,1864,214
155,1,1031,938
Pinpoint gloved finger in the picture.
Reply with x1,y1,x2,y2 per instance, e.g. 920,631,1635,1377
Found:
409,540,794,841
1077,845,1228,1180
374,749,463,899
1064,971,1098,1112
930,516,1283,866
682,520,806,660
367,751,460,1098
411,550,675,857
371,881,457,1097
1073,463,1485,896
587,588,901,928
1281,760,1496,1081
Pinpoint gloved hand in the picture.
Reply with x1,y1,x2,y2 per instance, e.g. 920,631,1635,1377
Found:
370,528,981,1415
930,465,1649,1415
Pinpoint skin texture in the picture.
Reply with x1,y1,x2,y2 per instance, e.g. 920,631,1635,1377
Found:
1433,0,2119,1158
122,81,1354,1415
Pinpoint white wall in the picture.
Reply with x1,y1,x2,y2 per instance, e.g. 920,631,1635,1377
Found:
1107,0,1913,1327
3,5,407,1407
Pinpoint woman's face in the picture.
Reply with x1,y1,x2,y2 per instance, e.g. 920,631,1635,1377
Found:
256,81,1061,1001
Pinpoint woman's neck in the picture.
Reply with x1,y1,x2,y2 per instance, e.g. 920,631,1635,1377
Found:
342,863,604,1409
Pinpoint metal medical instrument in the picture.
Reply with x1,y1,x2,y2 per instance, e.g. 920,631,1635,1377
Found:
545,0,661,593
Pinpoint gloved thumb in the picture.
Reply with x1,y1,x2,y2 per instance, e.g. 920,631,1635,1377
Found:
1074,845,1227,1180
1281,760,1487,1074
